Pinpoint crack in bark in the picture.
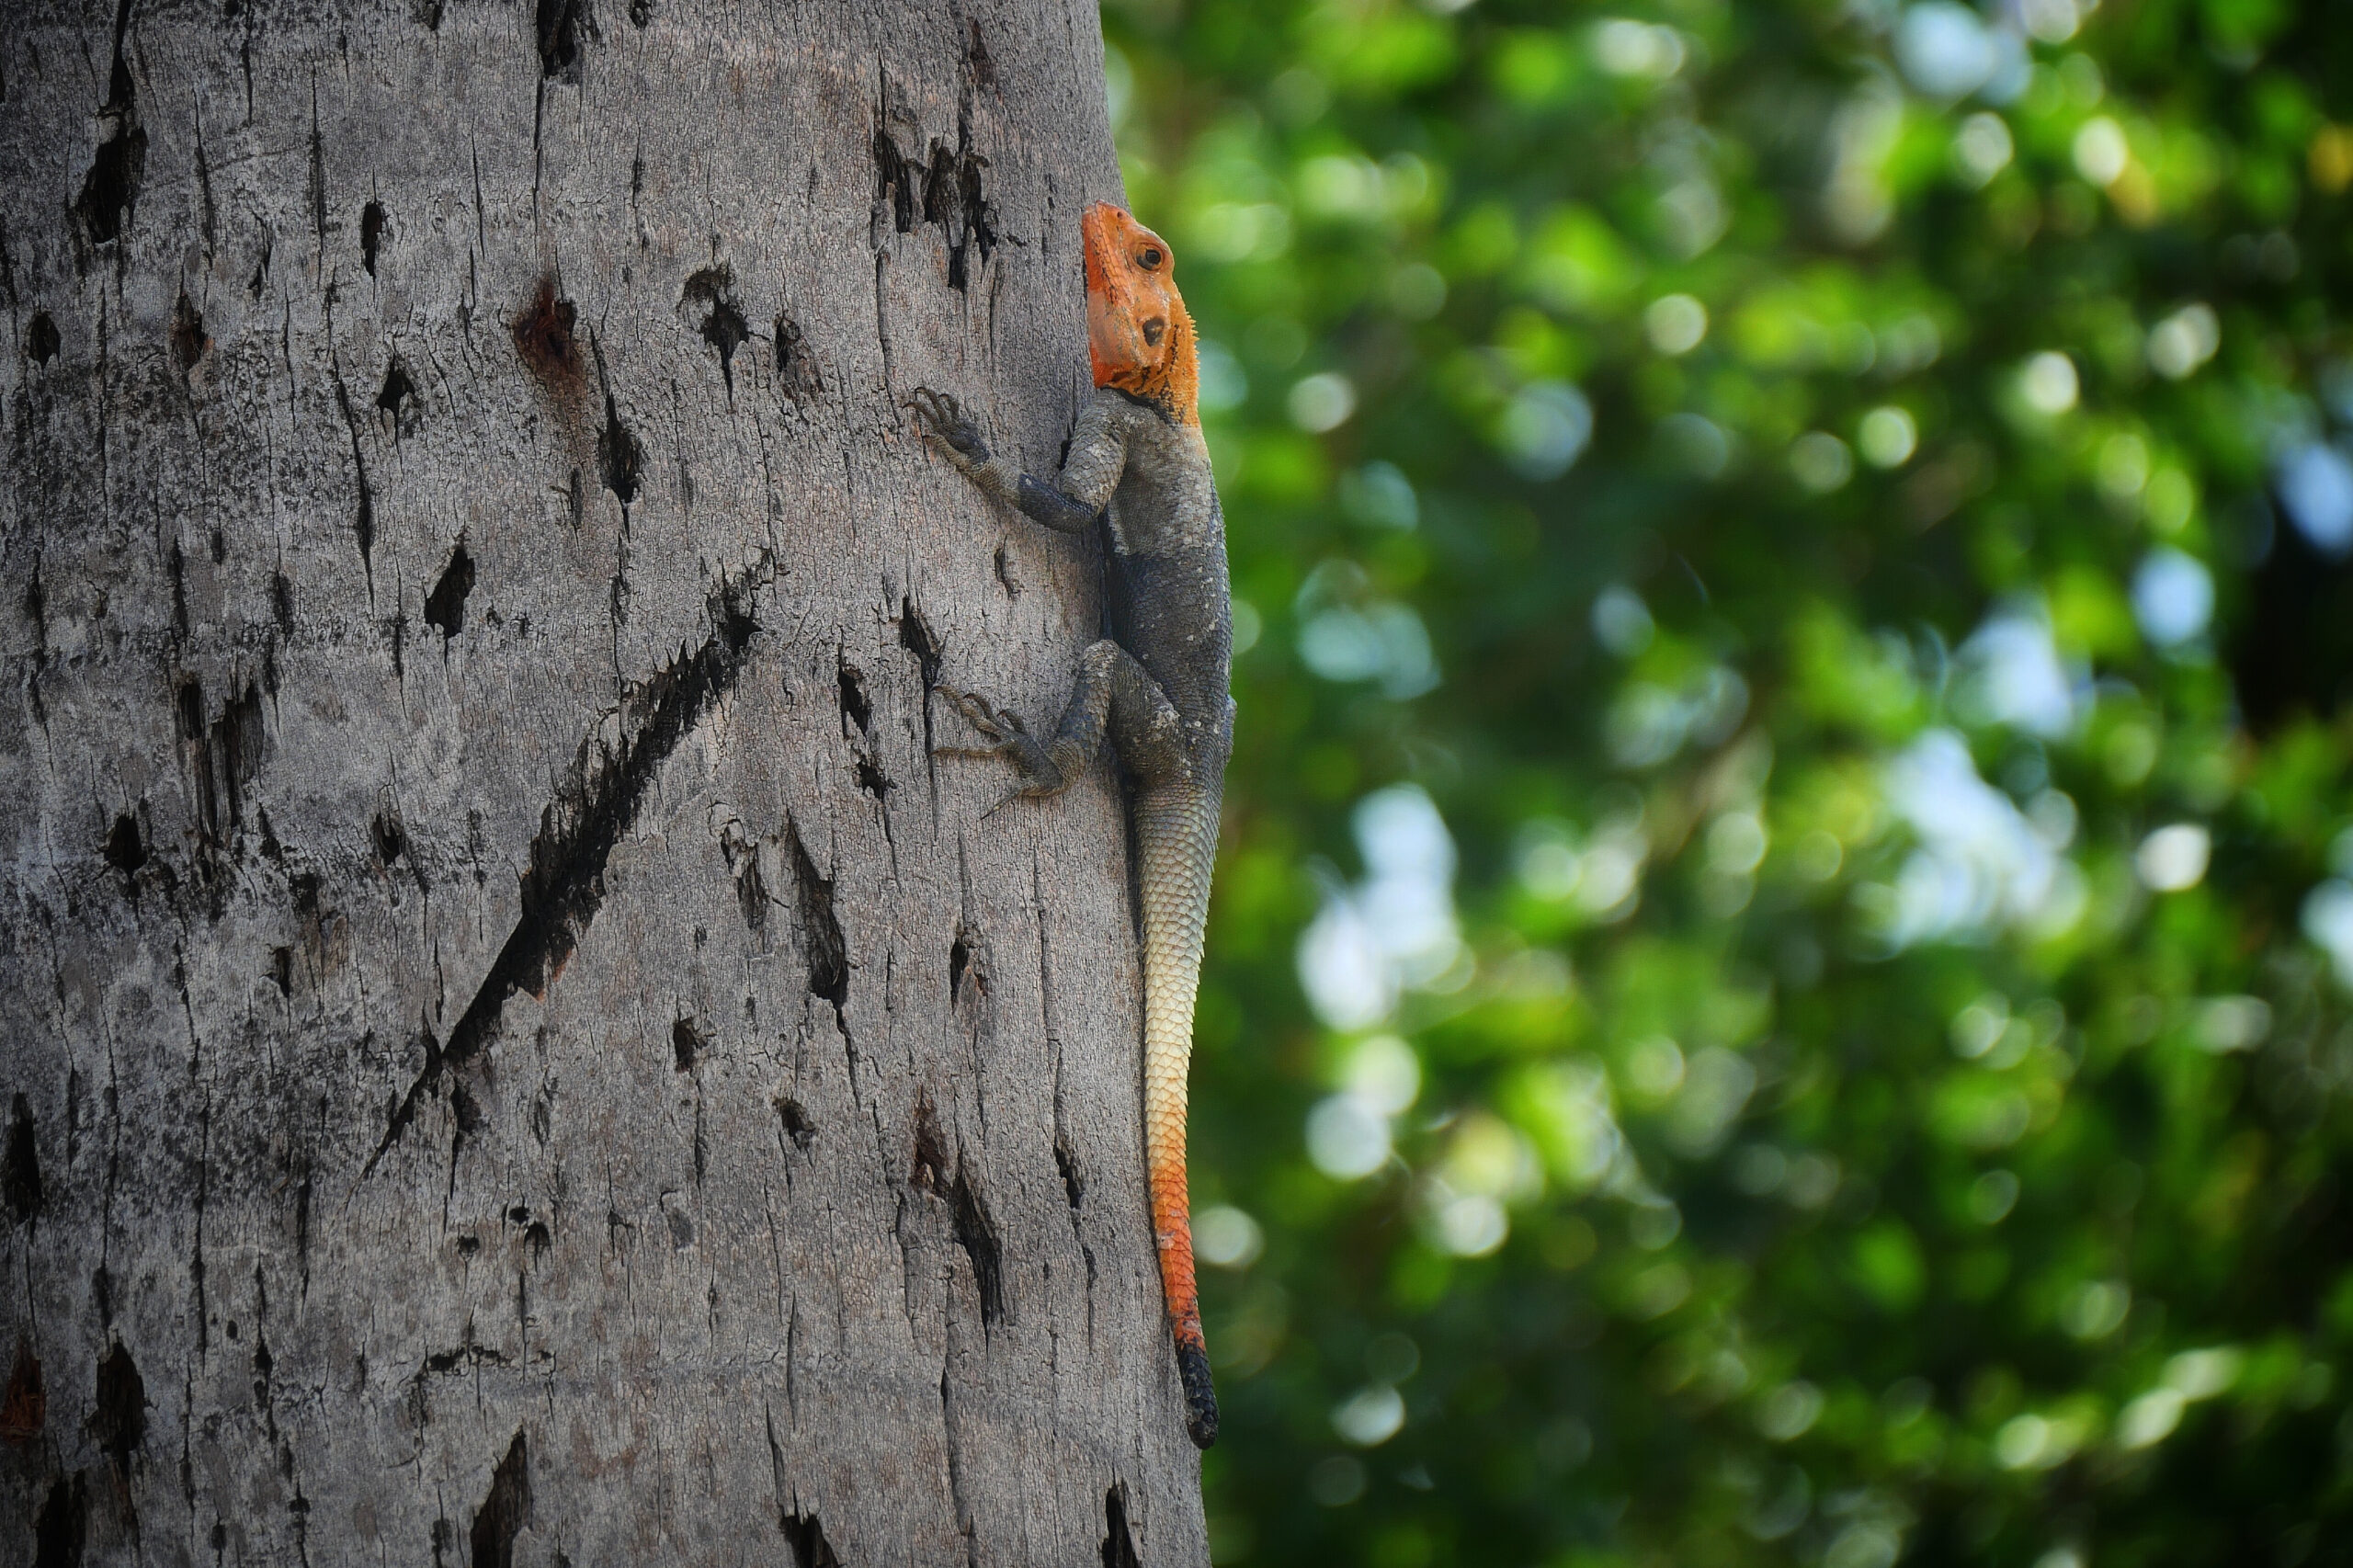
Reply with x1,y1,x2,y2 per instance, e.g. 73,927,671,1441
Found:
74,0,145,247
783,815,848,1028
910,1099,1006,1327
767,1403,843,1566
939,1369,979,1568
469,1429,530,1568
367,564,768,1174
1101,1483,1142,1568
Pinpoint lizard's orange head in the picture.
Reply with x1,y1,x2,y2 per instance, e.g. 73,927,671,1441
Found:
1083,202,1197,424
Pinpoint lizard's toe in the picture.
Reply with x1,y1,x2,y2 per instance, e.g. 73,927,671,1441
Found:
909,390,988,463
938,687,1023,743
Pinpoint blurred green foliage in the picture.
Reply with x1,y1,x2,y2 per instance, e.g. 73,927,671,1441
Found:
1102,0,2353,1562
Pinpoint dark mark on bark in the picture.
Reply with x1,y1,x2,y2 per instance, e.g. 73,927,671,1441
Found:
872,118,920,235
212,682,266,836
911,1101,1006,1325
169,290,209,377
449,1079,484,1187
377,357,419,430
912,1097,949,1191
590,336,642,508
1054,1132,1085,1212
782,1511,841,1568
897,597,944,778
964,19,997,91
366,567,765,1173
4,1095,40,1222
75,0,145,247
177,679,267,849
1,1340,45,1443
536,0,587,81
370,809,406,869
248,224,273,301
360,199,387,277
470,1429,531,1568
1101,1484,1142,1568
421,1332,507,1376
671,1017,704,1072
836,661,870,736
870,107,996,291
330,373,376,579
949,926,983,1004
31,1474,84,1568
306,78,328,264
717,816,767,933
27,312,60,366
783,817,847,1025
680,267,748,398
949,1159,1005,1325
105,811,145,876
921,134,996,292
843,662,895,804
93,1342,145,1471
896,598,942,690
192,101,217,262
775,314,821,406
775,1096,816,1151
512,274,580,387
424,540,474,640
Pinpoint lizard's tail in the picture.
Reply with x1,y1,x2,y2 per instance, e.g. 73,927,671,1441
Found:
1137,779,1221,1449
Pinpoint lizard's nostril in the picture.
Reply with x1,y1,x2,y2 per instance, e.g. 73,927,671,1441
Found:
1142,317,1165,347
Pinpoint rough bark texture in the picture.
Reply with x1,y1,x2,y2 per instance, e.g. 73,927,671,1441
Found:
0,3,1209,1562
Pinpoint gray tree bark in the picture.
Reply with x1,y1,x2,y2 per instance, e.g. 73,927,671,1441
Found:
0,3,1210,1563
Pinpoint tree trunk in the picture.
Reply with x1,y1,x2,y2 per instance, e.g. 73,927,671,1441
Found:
0,4,1208,1562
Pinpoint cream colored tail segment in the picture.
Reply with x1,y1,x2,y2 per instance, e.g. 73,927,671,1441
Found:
1134,778,1221,1448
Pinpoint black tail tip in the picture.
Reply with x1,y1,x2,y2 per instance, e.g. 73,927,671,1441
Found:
1178,1342,1219,1449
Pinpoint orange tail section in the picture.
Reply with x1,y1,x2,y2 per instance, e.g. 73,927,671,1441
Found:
1136,780,1221,1448
1152,1152,1217,1446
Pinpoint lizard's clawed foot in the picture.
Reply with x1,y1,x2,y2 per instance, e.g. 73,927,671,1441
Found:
908,387,991,470
934,685,1068,799
936,685,1021,744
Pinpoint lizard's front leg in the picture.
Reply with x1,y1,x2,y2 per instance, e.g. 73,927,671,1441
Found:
911,387,1105,534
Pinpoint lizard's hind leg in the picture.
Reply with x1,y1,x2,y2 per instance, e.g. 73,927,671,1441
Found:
937,639,1188,799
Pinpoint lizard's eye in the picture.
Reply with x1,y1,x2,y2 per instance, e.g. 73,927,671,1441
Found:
1138,246,1164,269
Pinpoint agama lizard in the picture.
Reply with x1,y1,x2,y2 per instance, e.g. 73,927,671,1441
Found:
913,201,1232,1449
